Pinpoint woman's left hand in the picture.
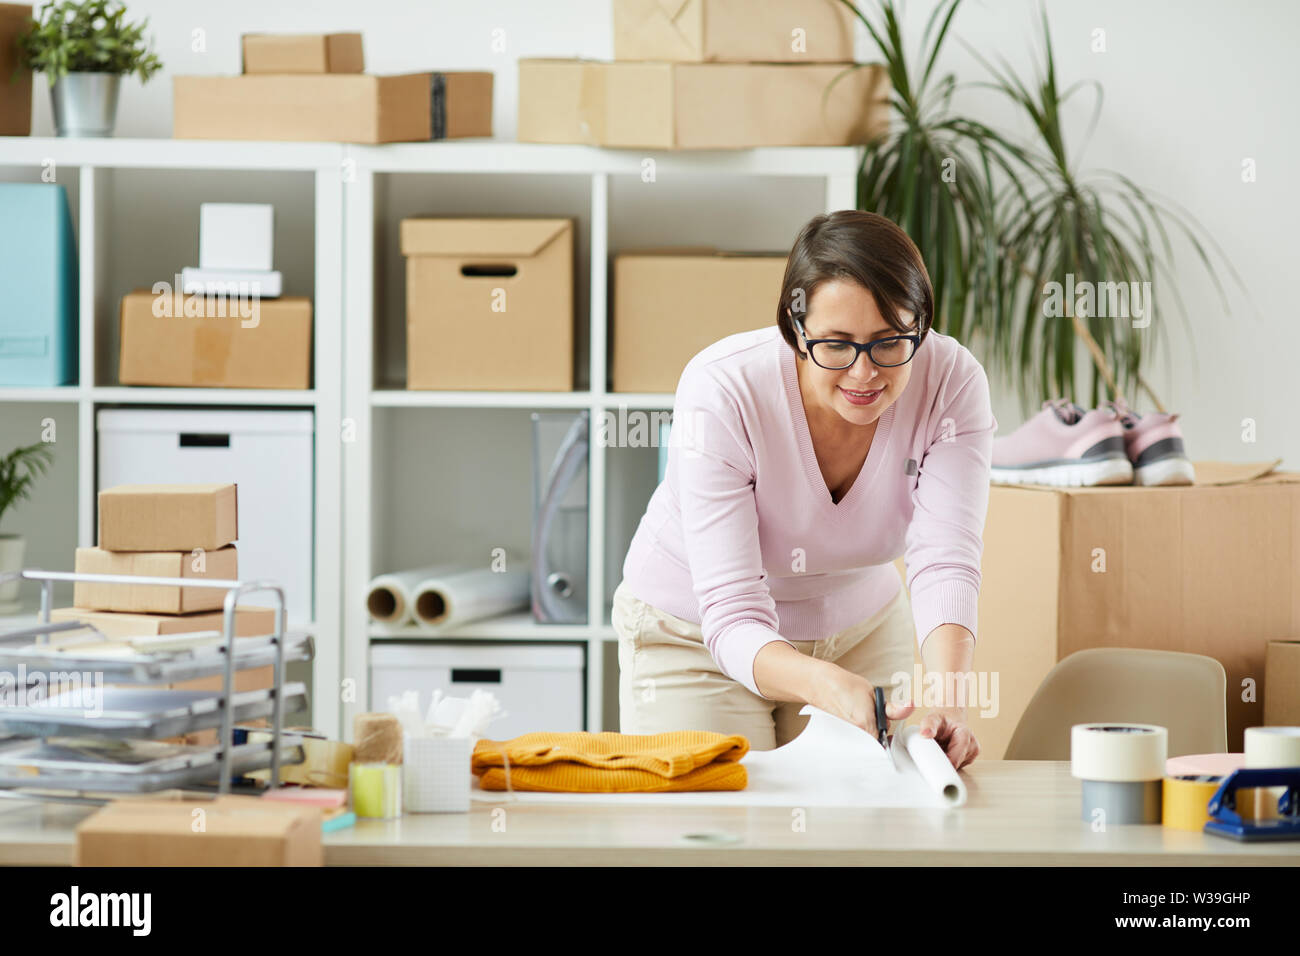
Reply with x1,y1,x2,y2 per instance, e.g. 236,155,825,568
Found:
917,708,979,771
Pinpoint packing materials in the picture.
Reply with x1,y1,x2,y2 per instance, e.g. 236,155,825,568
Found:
613,0,856,62
402,217,574,390
0,4,32,136
241,32,364,74
350,762,402,818
72,544,238,613
180,267,283,298
98,483,238,552
1265,641,1300,726
972,461,1300,758
97,410,314,626
50,605,275,638
0,184,78,385
410,566,530,629
366,563,474,626
613,250,787,392
1070,723,1167,824
173,71,492,143
118,289,311,389
517,58,888,149
200,203,274,272
75,794,322,866
353,712,403,764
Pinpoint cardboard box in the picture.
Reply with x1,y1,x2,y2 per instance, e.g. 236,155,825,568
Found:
73,545,238,614
1264,641,1300,726
76,794,322,866
50,605,275,638
241,32,364,74
402,217,574,390
518,58,888,149
98,483,238,552
0,4,32,136
613,249,787,393
118,289,312,389
173,71,492,143
614,0,856,62
972,461,1300,758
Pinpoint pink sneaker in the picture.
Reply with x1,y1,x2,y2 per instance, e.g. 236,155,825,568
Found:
1104,399,1195,486
992,399,1134,487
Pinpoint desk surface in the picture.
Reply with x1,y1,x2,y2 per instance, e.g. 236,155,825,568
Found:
1,761,1297,866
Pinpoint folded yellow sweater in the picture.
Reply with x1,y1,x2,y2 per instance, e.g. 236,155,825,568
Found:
471,730,750,792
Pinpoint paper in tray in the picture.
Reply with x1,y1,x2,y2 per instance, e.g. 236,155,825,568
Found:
0,737,218,774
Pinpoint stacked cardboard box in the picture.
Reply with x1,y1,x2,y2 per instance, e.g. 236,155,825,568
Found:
519,0,888,148
173,31,492,143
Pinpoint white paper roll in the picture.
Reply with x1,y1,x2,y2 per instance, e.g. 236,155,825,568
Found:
894,726,967,806
366,564,464,625
411,567,531,629
1244,727,1300,768
1070,723,1168,781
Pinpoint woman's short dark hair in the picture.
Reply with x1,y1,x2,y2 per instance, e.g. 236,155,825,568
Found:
776,210,934,359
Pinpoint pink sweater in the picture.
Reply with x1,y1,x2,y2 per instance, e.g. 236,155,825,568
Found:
620,325,997,699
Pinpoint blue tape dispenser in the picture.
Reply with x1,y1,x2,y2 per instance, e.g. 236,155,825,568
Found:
1203,768,1300,842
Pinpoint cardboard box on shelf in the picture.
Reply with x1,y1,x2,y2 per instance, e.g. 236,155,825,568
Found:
49,604,275,638
118,289,311,389
970,461,1300,758
613,0,856,62
402,217,575,390
0,4,32,136
1264,640,1300,726
613,249,788,393
98,483,238,552
73,545,238,614
172,71,492,143
75,794,322,866
241,32,364,74
517,58,888,149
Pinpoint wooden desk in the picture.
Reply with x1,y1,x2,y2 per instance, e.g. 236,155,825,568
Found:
1,762,1297,866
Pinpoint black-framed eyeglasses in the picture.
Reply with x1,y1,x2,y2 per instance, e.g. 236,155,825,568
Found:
793,317,923,369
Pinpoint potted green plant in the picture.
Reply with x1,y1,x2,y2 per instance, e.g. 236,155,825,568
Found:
17,0,161,138
0,442,54,614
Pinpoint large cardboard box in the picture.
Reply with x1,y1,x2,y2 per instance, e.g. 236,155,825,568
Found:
76,794,322,866
119,290,312,389
614,0,856,62
0,4,32,136
173,72,492,143
50,604,275,638
613,249,787,393
973,461,1300,758
518,58,888,149
402,217,575,390
1264,641,1300,726
241,32,364,74
98,483,238,552
73,545,238,614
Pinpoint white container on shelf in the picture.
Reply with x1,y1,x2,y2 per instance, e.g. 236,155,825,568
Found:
96,409,314,625
369,642,585,740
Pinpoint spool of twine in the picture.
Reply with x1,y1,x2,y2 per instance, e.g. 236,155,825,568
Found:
353,712,404,764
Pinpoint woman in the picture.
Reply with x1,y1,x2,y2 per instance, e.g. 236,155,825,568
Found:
612,210,996,771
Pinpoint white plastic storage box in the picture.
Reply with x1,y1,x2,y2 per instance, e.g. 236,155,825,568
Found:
370,642,585,739
96,409,314,625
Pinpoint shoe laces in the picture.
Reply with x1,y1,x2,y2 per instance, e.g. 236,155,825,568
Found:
1101,398,1141,429
1043,398,1087,425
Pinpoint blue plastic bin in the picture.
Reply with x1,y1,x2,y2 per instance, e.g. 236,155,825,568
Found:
0,183,79,386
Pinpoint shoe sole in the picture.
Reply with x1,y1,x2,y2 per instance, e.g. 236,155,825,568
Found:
991,457,1134,488
1133,456,1195,486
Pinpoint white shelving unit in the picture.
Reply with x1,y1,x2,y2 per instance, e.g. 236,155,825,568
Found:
0,137,345,736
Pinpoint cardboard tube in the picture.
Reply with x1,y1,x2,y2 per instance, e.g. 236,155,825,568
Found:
411,567,530,629
366,564,462,625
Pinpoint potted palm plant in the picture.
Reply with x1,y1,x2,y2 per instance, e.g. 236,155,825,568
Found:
17,0,161,137
0,442,54,614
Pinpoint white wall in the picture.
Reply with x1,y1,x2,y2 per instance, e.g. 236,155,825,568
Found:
14,0,1298,463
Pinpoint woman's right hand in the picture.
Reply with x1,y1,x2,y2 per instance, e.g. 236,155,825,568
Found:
809,661,914,741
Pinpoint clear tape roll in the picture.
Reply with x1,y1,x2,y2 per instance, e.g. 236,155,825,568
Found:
1070,723,1168,781
350,762,402,819
1162,774,1222,831
1243,727,1300,768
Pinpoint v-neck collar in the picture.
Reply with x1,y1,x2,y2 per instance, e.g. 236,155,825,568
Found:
780,337,895,510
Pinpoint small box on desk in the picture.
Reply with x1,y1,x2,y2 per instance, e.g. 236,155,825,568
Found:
972,461,1300,758
401,217,575,390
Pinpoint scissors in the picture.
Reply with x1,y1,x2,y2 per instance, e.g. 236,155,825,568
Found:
874,685,889,749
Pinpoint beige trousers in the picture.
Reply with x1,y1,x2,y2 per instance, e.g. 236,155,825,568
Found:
613,580,915,751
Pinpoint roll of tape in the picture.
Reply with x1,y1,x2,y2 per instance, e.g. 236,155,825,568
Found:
1243,727,1300,768
1162,774,1222,831
1165,753,1244,777
350,762,402,819
1071,723,1168,781
1080,779,1162,824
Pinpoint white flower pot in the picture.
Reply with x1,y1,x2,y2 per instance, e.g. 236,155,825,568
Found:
0,534,25,614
